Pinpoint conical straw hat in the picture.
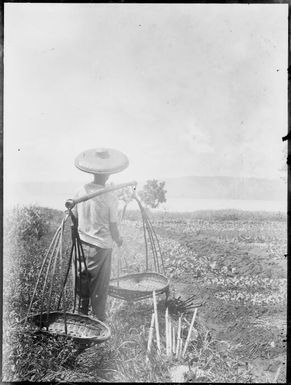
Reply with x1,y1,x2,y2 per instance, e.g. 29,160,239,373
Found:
75,148,129,175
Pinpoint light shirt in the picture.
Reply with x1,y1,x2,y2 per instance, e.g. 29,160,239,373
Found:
72,183,118,249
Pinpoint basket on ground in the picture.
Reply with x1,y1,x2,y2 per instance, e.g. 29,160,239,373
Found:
27,311,111,345
109,272,169,301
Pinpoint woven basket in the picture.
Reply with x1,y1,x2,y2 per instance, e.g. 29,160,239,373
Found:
108,272,169,301
26,311,111,345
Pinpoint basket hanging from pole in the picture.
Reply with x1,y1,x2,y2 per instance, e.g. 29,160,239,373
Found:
108,193,169,301
24,211,111,346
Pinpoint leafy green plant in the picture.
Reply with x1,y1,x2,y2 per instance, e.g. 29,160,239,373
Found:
5,205,50,242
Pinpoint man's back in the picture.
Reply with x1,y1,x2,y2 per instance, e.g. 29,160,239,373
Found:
74,183,118,248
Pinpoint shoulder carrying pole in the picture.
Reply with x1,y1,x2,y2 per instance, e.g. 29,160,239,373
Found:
65,181,137,210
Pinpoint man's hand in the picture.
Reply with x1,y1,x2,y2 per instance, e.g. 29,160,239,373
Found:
116,237,123,247
110,222,123,247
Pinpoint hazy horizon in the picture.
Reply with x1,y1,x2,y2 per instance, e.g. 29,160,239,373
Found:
4,175,287,213
6,174,286,185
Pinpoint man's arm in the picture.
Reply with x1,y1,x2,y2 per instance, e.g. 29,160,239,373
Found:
108,192,123,246
109,222,123,247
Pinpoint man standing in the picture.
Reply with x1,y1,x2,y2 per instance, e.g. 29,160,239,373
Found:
72,148,128,320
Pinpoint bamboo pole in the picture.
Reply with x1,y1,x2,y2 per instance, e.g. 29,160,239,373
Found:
176,316,182,359
165,307,169,355
178,316,184,358
179,331,183,358
184,317,198,340
182,308,198,357
117,246,120,288
152,291,161,353
172,326,176,355
147,313,155,354
168,316,172,357
65,180,137,209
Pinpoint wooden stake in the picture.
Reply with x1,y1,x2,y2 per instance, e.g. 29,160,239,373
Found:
182,308,198,357
147,313,155,354
176,316,182,358
179,329,183,358
165,307,169,355
152,291,161,353
175,339,180,359
172,326,176,354
179,316,184,358
168,316,172,357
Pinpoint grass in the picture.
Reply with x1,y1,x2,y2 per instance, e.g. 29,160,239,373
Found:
2,205,287,383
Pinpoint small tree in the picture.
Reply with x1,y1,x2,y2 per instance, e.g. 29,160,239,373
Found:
138,179,167,209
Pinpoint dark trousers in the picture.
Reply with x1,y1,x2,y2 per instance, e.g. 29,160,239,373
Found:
75,243,112,321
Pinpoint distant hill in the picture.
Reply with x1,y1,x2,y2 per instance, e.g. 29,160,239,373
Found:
4,176,286,211
4,181,82,210
163,176,286,201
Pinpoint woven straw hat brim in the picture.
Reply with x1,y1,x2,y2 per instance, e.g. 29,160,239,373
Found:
75,148,129,175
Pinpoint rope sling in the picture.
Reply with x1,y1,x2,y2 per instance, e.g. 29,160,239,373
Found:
24,209,110,345
108,190,169,301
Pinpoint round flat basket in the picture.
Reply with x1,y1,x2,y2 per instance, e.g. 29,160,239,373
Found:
108,272,169,301
26,311,111,345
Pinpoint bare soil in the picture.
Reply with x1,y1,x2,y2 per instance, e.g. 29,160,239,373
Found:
150,213,287,383
110,211,287,383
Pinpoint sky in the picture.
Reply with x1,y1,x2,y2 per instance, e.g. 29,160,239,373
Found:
4,3,288,186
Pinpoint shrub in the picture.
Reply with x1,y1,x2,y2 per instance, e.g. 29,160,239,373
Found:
5,205,50,242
